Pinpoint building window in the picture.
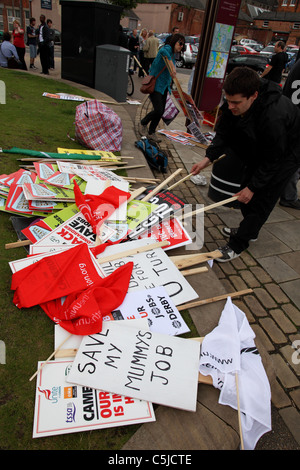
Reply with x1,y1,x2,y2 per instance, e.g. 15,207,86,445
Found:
290,0,296,5
263,21,269,27
0,8,3,31
282,0,288,5
293,22,300,29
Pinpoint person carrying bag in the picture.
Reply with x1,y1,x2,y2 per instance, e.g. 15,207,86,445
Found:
140,33,185,142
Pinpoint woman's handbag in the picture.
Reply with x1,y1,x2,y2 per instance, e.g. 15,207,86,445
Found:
140,65,167,94
7,57,21,69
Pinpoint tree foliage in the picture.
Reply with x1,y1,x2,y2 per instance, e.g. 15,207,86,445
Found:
109,0,148,12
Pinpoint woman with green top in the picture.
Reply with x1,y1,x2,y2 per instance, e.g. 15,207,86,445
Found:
140,33,185,142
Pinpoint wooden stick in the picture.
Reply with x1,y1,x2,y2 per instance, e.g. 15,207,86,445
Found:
181,266,208,276
170,250,222,269
5,239,32,249
167,172,193,191
97,240,170,264
29,333,73,381
236,371,245,450
161,154,227,192
141,168,183,202
177,289,253,311
133,54,147,77
177,196,238,221
128,186,146,202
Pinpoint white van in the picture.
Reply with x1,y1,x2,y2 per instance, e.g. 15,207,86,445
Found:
240,39,258,46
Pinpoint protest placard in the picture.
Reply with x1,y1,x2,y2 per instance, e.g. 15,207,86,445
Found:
21,204,79,243
33,359,155,438
107,286,190,336
128,190,186,240
96,239,198,306
138,217,192,251
31,212,115,250
67,320,200,411
57,147,119,161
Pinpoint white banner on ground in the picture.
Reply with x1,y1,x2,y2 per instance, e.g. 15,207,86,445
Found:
67,320,200,412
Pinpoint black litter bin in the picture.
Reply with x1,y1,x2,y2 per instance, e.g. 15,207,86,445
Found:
95,45,131,102
60,1,122,88
208,152,243,208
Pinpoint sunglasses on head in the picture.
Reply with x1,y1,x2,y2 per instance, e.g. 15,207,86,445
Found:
178,41,184,46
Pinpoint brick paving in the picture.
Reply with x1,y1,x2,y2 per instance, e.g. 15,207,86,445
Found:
134,85,300,448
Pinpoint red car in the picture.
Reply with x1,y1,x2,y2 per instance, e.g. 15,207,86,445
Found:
230,45,258,57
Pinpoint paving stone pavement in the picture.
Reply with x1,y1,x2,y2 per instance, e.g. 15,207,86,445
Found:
131,72,300,449
27,52,300,449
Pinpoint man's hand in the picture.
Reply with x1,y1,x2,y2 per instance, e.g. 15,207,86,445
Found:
191,157,211,175
235,187,254,204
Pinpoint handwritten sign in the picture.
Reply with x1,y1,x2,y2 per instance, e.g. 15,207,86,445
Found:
96,239,198,306
67,321,200,411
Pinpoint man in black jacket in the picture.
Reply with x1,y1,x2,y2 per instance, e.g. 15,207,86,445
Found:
261,41,288,84
191,67,300,262
37,14,50,75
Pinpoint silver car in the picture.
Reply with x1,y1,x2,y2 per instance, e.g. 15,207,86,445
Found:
176,43,199,68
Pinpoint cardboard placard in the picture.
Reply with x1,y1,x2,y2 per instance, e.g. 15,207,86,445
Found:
108,286,190,336
67,321,200,411
96,239,198,306
33,359,155,438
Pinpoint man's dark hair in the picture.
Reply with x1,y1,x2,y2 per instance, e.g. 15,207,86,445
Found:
223,67,260,98
3,32,11,41
169,33,185,51
277,41,286,50
30,17,35,23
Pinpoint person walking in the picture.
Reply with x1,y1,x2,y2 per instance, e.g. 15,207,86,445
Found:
143,30,160,74
140,33,185,142
261,41,288,84
191,66,300,262
26,17,38,70
138,28,148,77
128,29,139,72
37,15,50,75
47,19,55,69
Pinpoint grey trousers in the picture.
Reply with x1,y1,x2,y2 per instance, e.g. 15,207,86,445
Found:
280,168,300,202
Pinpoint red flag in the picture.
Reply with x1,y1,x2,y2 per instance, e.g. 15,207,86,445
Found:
73,180,131,234
11,243,103,308
40,262,133,335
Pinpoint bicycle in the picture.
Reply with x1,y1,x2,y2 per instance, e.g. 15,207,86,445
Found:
127,68,134,96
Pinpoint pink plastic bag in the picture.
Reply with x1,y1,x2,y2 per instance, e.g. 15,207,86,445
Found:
75,100,123,151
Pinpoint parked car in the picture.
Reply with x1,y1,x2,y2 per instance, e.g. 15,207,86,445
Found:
54,29,61,44
176,43,198,68
230,45,257,56
285,52,297,73
250,43,264,52
226,54,270,75
184,35,199,45
286,45,299,54
260,45,275,58
240,38,259,47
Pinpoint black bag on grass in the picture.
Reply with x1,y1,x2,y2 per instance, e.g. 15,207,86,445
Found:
135,137,168,173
